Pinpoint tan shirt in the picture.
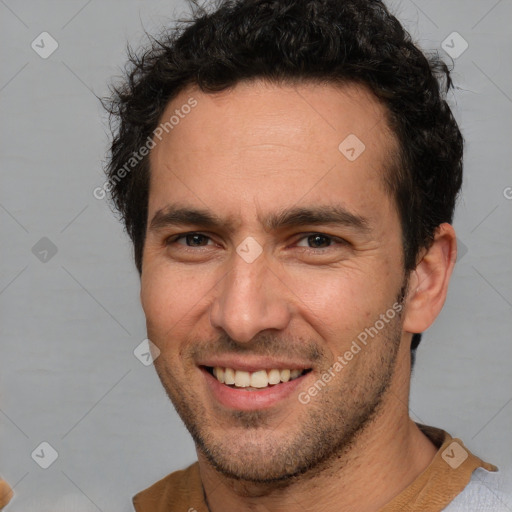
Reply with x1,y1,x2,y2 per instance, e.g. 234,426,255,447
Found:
132,424,498,512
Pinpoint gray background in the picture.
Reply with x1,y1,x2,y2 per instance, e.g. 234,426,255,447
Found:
0,0,511,510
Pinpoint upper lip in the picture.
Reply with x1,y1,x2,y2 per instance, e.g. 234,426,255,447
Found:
198,356,312,373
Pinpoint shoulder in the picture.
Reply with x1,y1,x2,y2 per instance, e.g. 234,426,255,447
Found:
442,468,512,511
132,462,205,512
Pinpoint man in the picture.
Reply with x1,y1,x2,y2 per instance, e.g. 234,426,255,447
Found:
104,0,509,510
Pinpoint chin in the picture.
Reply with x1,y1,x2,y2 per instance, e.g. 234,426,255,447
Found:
200,437,314,483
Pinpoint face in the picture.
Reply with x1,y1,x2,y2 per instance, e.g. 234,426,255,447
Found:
141,80,408,482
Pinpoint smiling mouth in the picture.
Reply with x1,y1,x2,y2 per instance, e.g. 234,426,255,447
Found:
204,366,312,390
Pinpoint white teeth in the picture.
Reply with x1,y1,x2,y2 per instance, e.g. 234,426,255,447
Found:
224,367,235,385
211,366,306,388
290,369,301,379
234,370,250,387
250,370,269,388
268,368,281,385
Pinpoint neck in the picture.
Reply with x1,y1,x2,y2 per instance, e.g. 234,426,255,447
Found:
198,352,437,512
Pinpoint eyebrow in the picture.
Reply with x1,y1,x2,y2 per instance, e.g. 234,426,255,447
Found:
149,206,229,232
263,205,371,233
149,204,371,234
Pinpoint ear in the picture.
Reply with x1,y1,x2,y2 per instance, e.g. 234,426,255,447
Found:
402,223,457,334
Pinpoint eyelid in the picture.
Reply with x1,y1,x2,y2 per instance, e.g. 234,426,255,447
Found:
294,232,347,248
165,231,347,249
166,231,216,246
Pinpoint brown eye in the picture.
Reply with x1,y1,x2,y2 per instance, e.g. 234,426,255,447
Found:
296,233,334,249
308,234,331,248
183,234,210,246
168,233,213,247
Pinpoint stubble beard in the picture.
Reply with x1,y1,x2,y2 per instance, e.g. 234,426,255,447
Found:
152,292,405,485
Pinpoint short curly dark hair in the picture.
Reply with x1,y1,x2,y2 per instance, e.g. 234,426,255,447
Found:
104,0,463,354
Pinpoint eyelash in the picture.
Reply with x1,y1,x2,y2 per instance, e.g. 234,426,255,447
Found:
165,232,346,252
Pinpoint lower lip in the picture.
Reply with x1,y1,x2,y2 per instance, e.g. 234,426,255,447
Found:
201,367,310,411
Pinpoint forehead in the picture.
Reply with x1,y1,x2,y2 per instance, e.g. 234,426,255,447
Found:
148,79,398,226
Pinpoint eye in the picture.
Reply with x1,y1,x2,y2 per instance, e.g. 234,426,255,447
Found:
168,233,213,247
296,233,339,249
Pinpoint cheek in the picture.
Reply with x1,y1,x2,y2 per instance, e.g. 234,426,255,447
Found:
140,263,214,337
140,266,180,333
285,265,393,344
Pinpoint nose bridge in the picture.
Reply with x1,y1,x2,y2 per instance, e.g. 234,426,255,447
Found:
210,252,291,343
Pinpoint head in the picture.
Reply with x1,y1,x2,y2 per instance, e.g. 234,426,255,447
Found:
104,0,461,483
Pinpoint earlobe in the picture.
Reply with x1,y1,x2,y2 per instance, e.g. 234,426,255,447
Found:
402,223,457,335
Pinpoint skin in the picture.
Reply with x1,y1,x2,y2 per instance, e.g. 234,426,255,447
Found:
140,80,457,511
0,479,13,508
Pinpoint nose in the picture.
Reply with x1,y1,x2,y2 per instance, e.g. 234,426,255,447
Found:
209,252,292,343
